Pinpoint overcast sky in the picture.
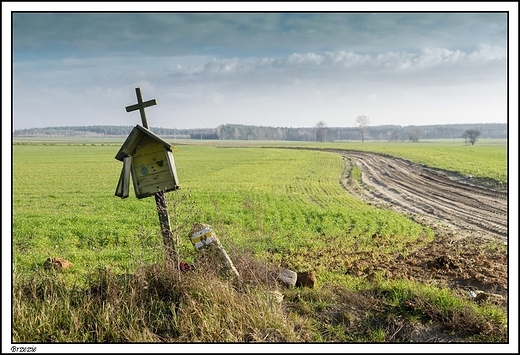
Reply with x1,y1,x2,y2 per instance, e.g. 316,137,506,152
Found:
6,3,517,131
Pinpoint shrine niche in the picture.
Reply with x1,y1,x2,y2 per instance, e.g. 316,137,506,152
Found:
115,87,179,199
115,125,179,199
115,87,178,263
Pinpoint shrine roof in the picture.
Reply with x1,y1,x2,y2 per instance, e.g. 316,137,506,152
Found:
115,125,172,161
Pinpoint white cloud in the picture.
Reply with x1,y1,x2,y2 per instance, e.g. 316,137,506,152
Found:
203,57,241,75
287,52,324,65
468,43,507,61
416,47,466,67
324,51,372,68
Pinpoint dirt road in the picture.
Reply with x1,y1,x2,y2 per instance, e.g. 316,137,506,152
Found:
333,149,508,303
340,150,508,241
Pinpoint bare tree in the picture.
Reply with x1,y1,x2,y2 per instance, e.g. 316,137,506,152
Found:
355,115,370,142
315,121,328,142
462,129,482,145
389,128,401,142
408,127,421,143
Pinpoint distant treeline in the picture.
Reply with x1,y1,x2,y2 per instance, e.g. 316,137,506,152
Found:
13,123,507,141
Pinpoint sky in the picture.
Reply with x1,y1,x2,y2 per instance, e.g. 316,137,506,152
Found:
5,3,517,131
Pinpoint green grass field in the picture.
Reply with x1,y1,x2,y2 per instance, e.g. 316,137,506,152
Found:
11,139,509,343
13,142,446,276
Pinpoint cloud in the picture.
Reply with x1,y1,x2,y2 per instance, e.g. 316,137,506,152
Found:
469,43,508,61
169,46,506,91
203,57,241,75
13,45,506,104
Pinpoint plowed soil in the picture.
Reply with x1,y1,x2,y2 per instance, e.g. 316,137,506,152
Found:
336,150,508,307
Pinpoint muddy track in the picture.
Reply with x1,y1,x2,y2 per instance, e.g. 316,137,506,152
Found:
321,149,510,305
337,150,508,241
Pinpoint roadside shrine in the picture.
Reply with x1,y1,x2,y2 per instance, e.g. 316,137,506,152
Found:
115,87,179,263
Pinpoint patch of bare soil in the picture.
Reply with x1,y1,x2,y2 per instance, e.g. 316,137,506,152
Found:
336,150,508,306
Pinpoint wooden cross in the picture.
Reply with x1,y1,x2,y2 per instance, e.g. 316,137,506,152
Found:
125,87,157,129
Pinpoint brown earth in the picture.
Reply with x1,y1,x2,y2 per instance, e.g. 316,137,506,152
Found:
43,257,73,270
335,150,509,307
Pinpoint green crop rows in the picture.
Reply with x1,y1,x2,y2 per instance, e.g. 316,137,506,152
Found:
12,143,448,280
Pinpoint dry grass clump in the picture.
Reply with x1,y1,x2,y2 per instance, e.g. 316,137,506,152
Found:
12,252,308,343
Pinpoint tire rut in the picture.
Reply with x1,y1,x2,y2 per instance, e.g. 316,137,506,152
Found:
339,150,508,241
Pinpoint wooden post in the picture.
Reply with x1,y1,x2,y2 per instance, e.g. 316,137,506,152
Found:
155,191,176,264
126,87,177,265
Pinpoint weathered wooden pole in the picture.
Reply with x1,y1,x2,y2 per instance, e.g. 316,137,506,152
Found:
125,88,177,264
